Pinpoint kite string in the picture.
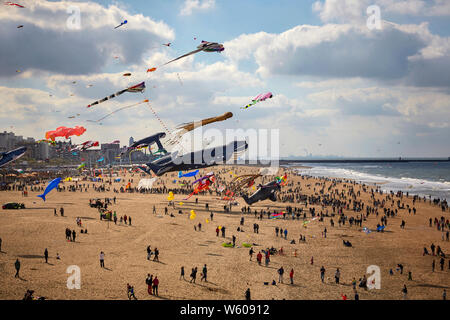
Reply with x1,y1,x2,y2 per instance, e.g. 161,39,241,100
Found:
146,102,190,154
146,102,172,135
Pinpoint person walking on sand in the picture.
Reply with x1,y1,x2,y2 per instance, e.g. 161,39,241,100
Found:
127,284,137,300
201,264,208,282
443,289,447,300
152,276,159,296
147,245,152,260
290,268,294,284
216,227,219,237
100,251,105,268
245,288,251,300
44,248,48,264
180,266,185,280
284,228,288,239
249,248,254,261
129,216,132,226
14,259,20,278
72,230,76,242
153,247,159,262
432,260,435,272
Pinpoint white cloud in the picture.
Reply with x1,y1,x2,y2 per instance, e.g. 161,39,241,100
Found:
0,0,174,77
179,0,215,16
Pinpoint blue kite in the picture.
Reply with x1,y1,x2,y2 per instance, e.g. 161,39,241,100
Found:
178,170,199,178
37,177,61,201
97,157,104,162
114,20,127,29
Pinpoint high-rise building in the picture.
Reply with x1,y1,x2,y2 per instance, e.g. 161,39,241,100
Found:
129,136,134,147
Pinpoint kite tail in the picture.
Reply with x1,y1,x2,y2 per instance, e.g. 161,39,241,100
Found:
37,194,46,202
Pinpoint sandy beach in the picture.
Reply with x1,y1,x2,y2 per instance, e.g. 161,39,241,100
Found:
0,164,449,300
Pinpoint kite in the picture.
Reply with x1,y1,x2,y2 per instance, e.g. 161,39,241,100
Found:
0,147,27,167
167,191,174,201
241,92,273,109
77,163,86,170
110,140,120,144
114,20,127,29
178,170,199,178
87,99,149,124
68,116,75,119
230,174,261,192
45,126,86,141
17,25,23,28
37,178,61,201
123,73,131,76
87,81,145,108
270,212,284,219
184,173,215,200
137,178,157,190
162,41,224,67
190,210,196,220
168,112,233,145
222,190,235,201
71,140,99,152
146,67,157,73
4,2,24,7
242,179,282,205
163,43,171,47
97,157,104,162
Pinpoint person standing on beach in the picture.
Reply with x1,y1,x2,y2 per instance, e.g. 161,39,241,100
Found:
152,276,159,296
216,227,219,237
153,248,159,262
14,259,20,278
402,284,408,300
284,228,288,239
72,230,76,242
60,207,64,217
129,216,132,226
180,266,185,280
440,257,445,271
256,251,262,265
0,237,2,252
335,268,340,284
289,268,294,284
146,274,153,295
249,248,254,261
443,289,447,300
100,251,105,268
44,248,48,264
245,288,251,300
232,235,236,247
54,208,57,216
320,266,326,283
432,260,435,272
278,266,284,283
147,246,152,260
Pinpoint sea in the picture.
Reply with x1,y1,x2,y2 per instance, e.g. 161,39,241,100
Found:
285,161,450,200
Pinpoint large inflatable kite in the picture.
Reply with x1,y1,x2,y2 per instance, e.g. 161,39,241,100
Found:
0,146,27,167
242,178,285,205
37,178,61,201
45,126,86,141
168,112,233,145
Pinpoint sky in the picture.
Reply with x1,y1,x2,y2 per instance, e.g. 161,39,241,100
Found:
1,0,449,158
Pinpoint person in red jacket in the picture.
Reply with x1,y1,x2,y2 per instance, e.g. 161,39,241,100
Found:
290,269,294,284
152,276,159,296
256,252,262,265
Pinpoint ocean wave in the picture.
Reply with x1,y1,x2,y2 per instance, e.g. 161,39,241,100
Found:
291,165,450,199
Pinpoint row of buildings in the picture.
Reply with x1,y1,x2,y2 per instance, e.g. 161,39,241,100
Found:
0,131,151,166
